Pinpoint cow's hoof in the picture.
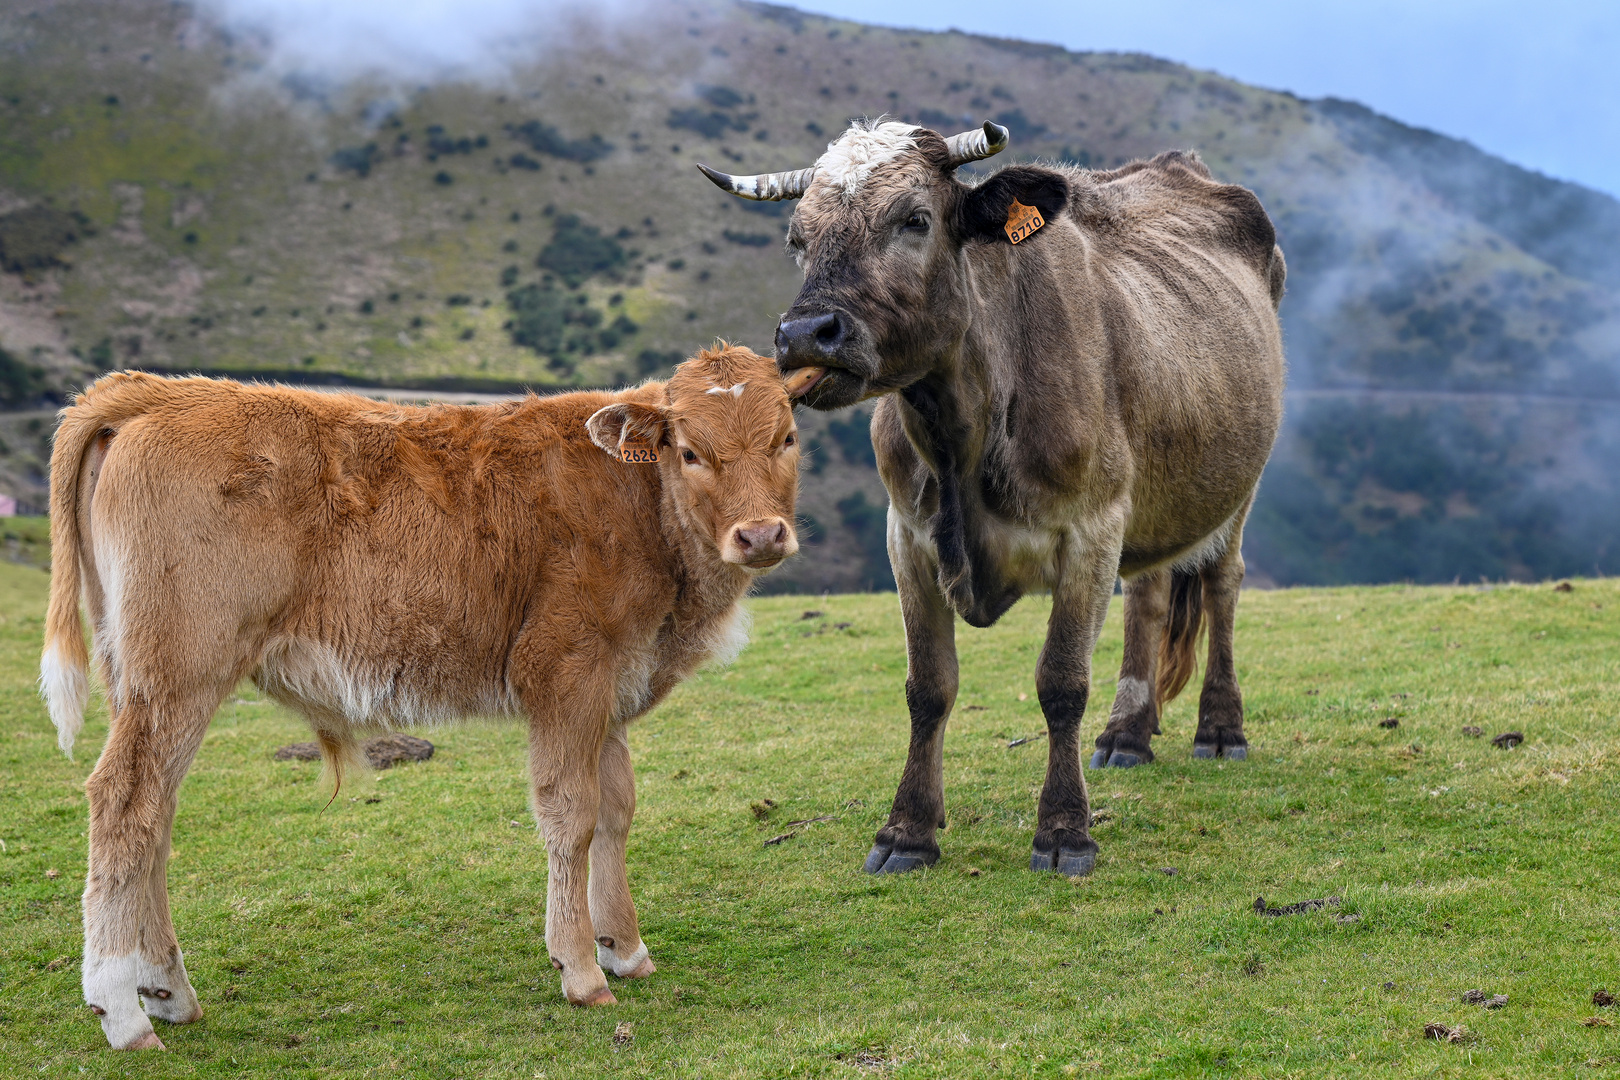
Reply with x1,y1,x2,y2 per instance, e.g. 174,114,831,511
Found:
1224,746,1247,761
572,986,618,1008
1107,751,1143,768
1030,846,1096,877
863,845,935,874
1192,743,1217,759
121,1031,167,1051
1194,743,1248,760
1088,749,1109,769
620,956,656,980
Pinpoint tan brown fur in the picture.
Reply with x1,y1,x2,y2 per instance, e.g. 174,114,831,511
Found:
42,345,799,1049
772,122,1286,874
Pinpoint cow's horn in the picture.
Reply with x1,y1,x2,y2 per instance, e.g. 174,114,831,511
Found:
696,162,816,201
945,121,1011,167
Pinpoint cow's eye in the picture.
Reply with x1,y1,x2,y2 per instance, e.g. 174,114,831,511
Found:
903,212,928,232
783,433,796,449
681,448,699,465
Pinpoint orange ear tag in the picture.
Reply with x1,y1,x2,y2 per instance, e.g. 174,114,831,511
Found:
1004,199,1045,244
620,444,658,464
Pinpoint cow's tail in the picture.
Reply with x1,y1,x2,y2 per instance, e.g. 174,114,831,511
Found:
41,403,103,759
1155,569,1206,707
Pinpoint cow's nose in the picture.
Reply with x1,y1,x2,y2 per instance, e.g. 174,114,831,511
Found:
776,312,846,362
732,520,791,568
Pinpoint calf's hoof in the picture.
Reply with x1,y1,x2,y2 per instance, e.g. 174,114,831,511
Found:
572,986,618,1007
121,1031,167,1051
620,956,656,980
862,844,936,875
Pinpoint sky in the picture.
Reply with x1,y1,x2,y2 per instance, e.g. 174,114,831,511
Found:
796,0,1620,198
206,0,1620,199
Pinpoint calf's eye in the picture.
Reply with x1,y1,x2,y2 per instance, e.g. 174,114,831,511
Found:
783,434,796,448
681,448,699,465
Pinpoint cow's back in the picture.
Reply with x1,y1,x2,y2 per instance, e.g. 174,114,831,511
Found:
1065,153,1286,566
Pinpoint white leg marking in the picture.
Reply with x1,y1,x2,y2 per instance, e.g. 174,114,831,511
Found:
39,642,88,759
137,950,201,1023
1110,676,1153,720
84,949,156,1049
596,938,651,977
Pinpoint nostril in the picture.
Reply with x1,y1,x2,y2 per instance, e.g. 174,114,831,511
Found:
772,523,787,544
814,314,842,345
734,528,753,552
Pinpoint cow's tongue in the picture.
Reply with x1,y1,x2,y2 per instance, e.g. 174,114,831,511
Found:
783,366,827,398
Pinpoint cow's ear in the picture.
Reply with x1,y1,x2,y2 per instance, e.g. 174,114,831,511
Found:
586,402,669,462
957,166,1070,244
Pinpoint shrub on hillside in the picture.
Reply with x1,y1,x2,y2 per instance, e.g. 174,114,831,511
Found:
0,206,82,273
506,121,613,163
329,143,380,177
537,215,626,288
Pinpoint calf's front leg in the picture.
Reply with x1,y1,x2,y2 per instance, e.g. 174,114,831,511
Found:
526,683,615,1007
589,725,654,979
865,528,958,874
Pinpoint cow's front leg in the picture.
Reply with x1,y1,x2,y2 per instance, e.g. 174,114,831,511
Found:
589,725,654,980
865,524,958,874
1031,528,1119,876
1192,510,1250,761
526,681,614,1007
1090,568,1169,768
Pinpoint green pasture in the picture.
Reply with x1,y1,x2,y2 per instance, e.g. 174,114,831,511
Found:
2,561,1617,1077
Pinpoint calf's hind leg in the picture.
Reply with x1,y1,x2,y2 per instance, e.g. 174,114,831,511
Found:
589,724,654,979
83,689,217,1049
1191,526,1249,761
1089,569,1170,769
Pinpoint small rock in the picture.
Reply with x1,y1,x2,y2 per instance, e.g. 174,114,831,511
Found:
1594,990,1615,1007
1383,981,1396,992
1491,731,1524,749
1159,867,1179,876
1461,725,1484,738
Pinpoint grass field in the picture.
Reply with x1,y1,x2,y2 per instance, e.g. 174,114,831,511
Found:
2,562,1617,1077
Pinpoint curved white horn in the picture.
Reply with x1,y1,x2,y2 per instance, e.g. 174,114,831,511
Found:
945,121,1011,167
696,162,816,201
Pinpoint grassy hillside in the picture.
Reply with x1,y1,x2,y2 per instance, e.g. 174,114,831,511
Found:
0,0,1617,591
2,566,1618,1075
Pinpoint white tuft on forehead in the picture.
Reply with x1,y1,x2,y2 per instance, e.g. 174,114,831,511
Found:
814,121,921,197
706,382,746,397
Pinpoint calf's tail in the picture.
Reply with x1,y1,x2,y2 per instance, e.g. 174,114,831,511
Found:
40,406,102,759
1155,569,1206,707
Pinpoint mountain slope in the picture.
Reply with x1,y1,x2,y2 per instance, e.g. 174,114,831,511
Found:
1,0,1616,588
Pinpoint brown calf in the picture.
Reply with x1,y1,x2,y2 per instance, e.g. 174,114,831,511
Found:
41,345,799,1050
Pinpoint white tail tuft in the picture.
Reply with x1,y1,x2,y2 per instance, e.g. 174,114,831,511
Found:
40,642,88,759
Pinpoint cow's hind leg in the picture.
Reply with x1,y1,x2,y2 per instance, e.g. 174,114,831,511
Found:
1192,516,1250,761
864,529,957,874
1089,569,1169,769
82,689,217,1049
589,724,654,980
1031,521,1119,876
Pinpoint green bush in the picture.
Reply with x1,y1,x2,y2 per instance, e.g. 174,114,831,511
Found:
536,214,626,288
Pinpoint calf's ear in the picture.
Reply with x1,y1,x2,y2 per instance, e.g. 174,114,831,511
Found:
958,166,1070,244
586,402,669,461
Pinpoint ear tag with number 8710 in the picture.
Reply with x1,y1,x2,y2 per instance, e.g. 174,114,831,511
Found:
1005,199,1045,244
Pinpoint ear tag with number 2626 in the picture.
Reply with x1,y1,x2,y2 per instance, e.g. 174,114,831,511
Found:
620,444,658,464
1005,199,1045,244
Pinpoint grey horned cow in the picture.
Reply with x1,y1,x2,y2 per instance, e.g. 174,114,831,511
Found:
701,119,1285,876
